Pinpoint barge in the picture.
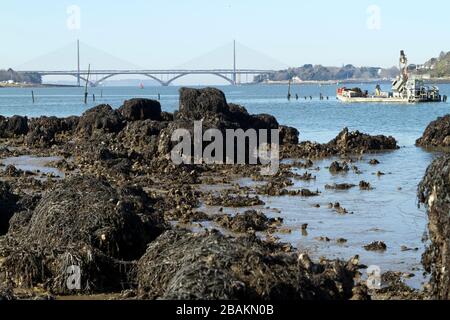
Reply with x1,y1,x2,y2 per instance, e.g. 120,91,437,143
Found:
337,51,444,103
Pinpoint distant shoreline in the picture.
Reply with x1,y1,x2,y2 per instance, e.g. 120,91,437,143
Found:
0,83,79,89
257,77,450,85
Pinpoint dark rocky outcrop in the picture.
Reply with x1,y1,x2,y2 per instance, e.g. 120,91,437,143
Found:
137,230,366,300
418,156,450,299
76,104,125,137
416,115,450,149
328,128,398,153
26,116,79,147
280,126,299,145
117,120,169,160
119,99,162,122
0,176,166,294
0,181,18,235
176,88,281,132
214,210,280,233
282,128,398,159
0,115,28,138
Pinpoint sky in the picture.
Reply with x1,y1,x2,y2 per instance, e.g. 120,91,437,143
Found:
1,0,449,82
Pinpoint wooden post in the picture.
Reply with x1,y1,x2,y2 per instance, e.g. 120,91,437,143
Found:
287,80,292,100
31,90,35,103
84,64,91,104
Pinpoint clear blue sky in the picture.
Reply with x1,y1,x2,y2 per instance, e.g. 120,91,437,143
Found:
1,0,448,70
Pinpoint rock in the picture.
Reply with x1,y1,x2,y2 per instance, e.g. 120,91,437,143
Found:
418,155,450,299
282,128,398,159
359,181,373,190
178,87,229,121
337,238,348,244
118,119,169,160
315,236,331,242
329,128,398,154
325,183,356,190
364,241,387,252
3,165,23,177
119,98,162,121
177,88,279,131
0,285,15,301
333,203,349,215
160,112,174,122
0,181,18,235
329,161,349,174
0,176,167,294
251,114,279,130
369,159,380,165
137,230,362,300
77,104,125,136
26,116,79,147
400,245,419,252
280,126,299,145
416,114,450,149
0,115,28,138
214,210,277,233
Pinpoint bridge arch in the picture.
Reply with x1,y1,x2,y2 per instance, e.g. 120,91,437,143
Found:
92,73,167,87
165,73,235,86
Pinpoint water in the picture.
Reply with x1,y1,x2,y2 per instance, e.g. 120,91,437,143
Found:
1,156,64,178
1,83,450,289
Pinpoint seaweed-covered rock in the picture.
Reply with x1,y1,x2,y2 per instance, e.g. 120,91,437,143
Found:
328,128,398,153
137,230,365,300
0,181,18,235
117,120,168,160
0,176,166,294
214,210,278,233
0,115,29,138
177,87,230,121
26,116,79,147
77,104,125,136
25,176,164,259
119,99,162,122
282,128,398,159
418,156,450,299
177,88,279,131
280,126,299,145
416,114,450,149
329,161,349,174
0,285,15,301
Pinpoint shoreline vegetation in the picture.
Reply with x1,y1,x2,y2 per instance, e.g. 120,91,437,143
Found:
0,83,78,88
0,87,449,301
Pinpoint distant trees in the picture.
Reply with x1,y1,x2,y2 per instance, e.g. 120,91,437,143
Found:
0,69,42,84
417,51,450,78
254,64,400,83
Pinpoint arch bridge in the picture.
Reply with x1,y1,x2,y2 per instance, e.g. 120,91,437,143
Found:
22,69,275,87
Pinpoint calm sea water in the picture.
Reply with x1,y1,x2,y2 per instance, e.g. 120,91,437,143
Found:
1,83,449,288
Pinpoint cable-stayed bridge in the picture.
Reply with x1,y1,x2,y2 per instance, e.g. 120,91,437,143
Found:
16,41,284,87
22,68,276,87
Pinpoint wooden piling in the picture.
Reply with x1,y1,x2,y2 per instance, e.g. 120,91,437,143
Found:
84,64,91,104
